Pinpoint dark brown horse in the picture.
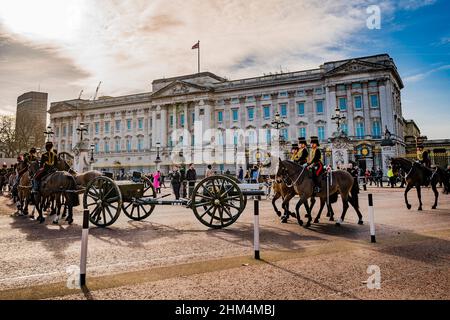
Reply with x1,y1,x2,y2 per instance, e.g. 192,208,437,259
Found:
276,159,362,227
391,157,449,211
28,161,79,224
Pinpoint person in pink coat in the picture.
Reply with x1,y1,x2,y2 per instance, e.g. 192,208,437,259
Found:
152,170,161,193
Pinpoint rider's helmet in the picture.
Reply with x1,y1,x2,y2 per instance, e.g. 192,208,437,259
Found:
30,147,37,154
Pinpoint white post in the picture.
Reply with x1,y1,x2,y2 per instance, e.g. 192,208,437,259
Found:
254,196,260,259
80,208,89,286
368,194,376,243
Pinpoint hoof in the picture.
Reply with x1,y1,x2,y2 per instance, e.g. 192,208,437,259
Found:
39,217,45,224
304,222,311,228
305,214,311,219
275,211,281,217
358,220,364,225
406,204,412,210
314,218,320,224
298,219,304,226
67,218,74,225
289,211,296,218
335,222,341,227
326,213,331,217
432,206,437,209
52,220,59,225
329,217,335,222
418,207,422,211
281,217,288,224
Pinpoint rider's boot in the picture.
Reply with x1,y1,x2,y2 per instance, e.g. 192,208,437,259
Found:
312,174,321,194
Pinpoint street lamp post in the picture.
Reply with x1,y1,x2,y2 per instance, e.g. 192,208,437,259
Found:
271,112,288,158
90,144,95,163
77,122,88,142
43,126,54,142
331,107,346,135
155,142,161,170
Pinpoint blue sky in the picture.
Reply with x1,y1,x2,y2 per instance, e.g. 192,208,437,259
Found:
355,0,450,139
0,0,448,139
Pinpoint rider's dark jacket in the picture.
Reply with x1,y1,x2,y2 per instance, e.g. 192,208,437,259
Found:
24,153,38,164
40,150,57,171
293,147,309,165
308,148,323,176
421,150,431,168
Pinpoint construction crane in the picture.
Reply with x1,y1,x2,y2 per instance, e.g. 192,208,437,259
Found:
93,81,102,100
78,89,84,99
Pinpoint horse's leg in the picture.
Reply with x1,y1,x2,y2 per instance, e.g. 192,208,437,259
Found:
271,192,282,217
303,198,312,228
280,193,295,223
314,198,326,224
431,182,438,209
294,199,304,226
336,194,350,227
404,184,412,210
308,197,316,219
416,185,423,211
348,195,364,225
53,195,61,224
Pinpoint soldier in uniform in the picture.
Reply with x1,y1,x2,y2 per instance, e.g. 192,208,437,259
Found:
417,146,431,169
24,148,38,164
33,141,57,192
290,144,299,161
307,136,323,194
296,137,309,165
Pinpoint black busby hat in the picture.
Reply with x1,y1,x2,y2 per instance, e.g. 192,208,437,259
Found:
30,147,37,153
310,136,320,146
298,137,307,145
291,143,299,149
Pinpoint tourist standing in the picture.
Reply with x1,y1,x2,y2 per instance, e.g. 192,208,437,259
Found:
153,170,161,194
186,163,197,198
238,166,244,182
205,165,214,178
171,166,181,200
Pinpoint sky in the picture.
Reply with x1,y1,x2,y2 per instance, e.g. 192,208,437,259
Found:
0,0,449,139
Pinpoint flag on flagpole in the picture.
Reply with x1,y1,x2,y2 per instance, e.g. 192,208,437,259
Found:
192,41,199,49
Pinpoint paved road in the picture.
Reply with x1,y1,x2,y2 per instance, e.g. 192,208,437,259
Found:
0,186,449,300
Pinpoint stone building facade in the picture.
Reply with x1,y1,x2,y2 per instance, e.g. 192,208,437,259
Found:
49,54,405,176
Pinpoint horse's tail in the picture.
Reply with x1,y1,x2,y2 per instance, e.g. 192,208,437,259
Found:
349,178,360,208
67,175,80,207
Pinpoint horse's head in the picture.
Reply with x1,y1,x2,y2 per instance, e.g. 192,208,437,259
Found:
56,158,71,172
28,161,40,177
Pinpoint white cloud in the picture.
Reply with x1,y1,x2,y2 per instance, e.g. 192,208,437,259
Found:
404,65,450,83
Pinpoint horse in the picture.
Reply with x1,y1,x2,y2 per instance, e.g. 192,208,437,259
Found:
28,161,79,224
391,157,449,211
17,169,33,217
276,159,362,227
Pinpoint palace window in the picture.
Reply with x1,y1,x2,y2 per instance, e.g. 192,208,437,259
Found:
170,115,174,127
138,118,143,130
61,143,65,152
192,112,195,124
338,97,347,111
180,114,185,127
246,96,255,102
299,127,306,139
369,81,378,87
266,129,271,144
126,139,132,152
138,138,143,151
55,127,60,137
262,94,271,100
356,121,365,138
279,91,288,98
341,123,348,135
354,96,362,109
104,121,110,134
95,122,99,134
263,105,271,119
231,97,239,104
126,119,132,131
217,111,223,123
62,125,67,137
318,126,325,141
232,109,239,122
372,120,381,138
314,87,323,94
352,83,362,89
296,90,305,97
280,128,288,141
337,84,346,91
370,94,379,108
69,125,73,135
247,107,254,121
104,141,109,153
115,140,120,152
316,100,324,114
115,120,121,132
297,102,305,116
95,143,99,153
280,103,287,117
248,131,256,145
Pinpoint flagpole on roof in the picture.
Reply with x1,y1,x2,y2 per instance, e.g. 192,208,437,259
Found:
197,40,200,74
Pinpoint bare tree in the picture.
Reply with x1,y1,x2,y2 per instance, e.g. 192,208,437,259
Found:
0,115,17,157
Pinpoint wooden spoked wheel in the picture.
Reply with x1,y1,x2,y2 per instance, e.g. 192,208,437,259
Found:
122,176,156,221
83,176,122,227
191,175,245,229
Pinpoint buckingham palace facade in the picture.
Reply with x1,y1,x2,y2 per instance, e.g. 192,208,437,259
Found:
49,53,405,175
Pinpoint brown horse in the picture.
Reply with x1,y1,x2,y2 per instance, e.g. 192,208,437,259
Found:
18,170,33,216
28,161,79,224
277,159,362,227
271,180,297,219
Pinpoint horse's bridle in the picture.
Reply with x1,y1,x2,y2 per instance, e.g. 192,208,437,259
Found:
280,164,306,188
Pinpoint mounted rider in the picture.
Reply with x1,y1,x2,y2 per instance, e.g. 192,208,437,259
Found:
290,143,299,162
416,145,431,169
32,141,57,192
292,137,309,165
307,136,323,194
24,148,38,164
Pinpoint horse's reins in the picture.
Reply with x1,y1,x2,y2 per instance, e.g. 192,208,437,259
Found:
284,165,306,188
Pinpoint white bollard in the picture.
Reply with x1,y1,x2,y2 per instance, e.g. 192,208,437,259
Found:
80,209,90,286
368,194,376,243
254,196,260,260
